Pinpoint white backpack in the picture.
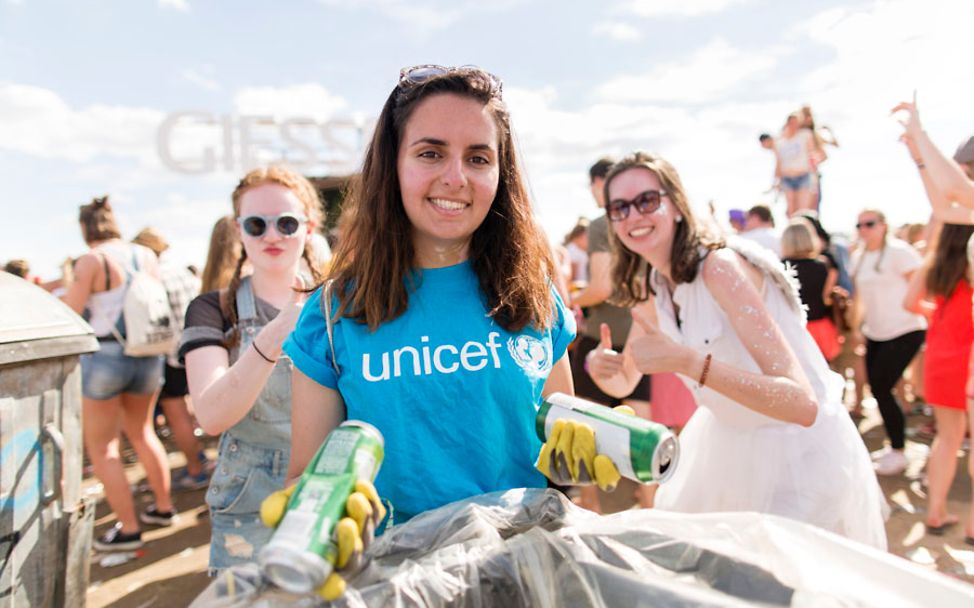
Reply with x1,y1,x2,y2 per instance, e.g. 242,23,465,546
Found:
109,249,177,357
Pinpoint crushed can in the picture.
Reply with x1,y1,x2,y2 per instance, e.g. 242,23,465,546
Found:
537,392,679,483
258,420,384,594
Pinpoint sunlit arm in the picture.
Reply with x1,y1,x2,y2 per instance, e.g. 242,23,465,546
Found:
286,369,346,483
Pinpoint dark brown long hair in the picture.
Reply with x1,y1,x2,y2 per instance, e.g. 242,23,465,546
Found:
221,166,325,347
602,151,723,306
327,69,555,332
78,195,122,243
925,223,974,298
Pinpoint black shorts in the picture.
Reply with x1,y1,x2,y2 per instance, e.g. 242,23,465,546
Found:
569,335,651,406
159,363,189,399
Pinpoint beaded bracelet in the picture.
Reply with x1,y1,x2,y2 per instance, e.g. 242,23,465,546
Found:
698,353,713,387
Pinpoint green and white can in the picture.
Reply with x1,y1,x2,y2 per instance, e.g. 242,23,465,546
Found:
258,420,384,594
536,392,679,484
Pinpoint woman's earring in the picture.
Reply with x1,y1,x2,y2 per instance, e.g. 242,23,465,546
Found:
676,215,683,223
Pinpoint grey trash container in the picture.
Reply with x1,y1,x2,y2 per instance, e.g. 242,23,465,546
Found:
0,272,98,607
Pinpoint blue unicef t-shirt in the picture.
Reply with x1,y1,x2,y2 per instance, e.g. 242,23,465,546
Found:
283,261,575,521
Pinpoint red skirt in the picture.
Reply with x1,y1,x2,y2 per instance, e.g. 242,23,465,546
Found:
807,318,840,362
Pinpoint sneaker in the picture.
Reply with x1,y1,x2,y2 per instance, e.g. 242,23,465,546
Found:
139,505,177,527
174,469,210,492
873,449,908,476
870,446,891,461
94,523,143,551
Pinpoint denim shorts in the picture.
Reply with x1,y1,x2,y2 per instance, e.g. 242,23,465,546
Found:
780,173,813,192
207,434,289,574
81,339,164,400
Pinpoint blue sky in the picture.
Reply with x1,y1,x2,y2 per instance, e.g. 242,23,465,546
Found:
3,0,973,277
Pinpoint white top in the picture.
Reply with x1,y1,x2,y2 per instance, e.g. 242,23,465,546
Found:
565,242,588,283
776,129,813,175
86,241,152,337
851,238,926,341
739,227,781,258
650,240,887,549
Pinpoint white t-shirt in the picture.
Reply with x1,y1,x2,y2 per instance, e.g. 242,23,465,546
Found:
740,227,781,259
776,129,813,175
566,242,588,283
852,238,926,341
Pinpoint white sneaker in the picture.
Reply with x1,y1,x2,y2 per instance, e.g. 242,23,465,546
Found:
874,449,908,476
870,446,891,462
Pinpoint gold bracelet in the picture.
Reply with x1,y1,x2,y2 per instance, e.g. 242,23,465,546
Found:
698,353,712,387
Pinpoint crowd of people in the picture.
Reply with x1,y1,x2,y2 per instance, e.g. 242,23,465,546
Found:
6,69,974,596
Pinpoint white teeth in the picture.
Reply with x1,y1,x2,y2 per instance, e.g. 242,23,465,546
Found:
630,227,652,237
430,198,467,211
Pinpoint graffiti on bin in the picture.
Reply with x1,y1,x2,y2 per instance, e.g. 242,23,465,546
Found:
0,430,43,512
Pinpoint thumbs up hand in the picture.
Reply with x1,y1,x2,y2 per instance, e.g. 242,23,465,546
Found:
585,323,624,382
628,307,688,375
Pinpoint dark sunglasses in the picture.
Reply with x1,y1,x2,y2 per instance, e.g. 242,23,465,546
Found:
855,220,879,230
398,64,503,98
238,213,307,238
606,190,668,222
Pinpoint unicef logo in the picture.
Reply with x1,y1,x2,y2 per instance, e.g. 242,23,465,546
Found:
506,335,552,378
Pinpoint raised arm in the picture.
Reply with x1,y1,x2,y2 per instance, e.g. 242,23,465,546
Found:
893,96,974,209
186,284,306,435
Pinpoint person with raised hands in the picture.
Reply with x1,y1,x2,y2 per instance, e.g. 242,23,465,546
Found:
584,151,886,548
179,166,327,574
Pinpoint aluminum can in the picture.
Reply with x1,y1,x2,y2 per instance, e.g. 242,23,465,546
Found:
258,420,384,594
536,392,678,483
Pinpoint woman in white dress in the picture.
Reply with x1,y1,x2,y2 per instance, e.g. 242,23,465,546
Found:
586,151,887,549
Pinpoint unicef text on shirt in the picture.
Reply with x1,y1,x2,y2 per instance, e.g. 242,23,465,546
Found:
363,333,503,382
156,111,375,175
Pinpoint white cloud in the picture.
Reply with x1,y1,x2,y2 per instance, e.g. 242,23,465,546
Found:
316,0,528,32
621,0,751,18
596,39,785,103
593,21,642,42
181,68,221,92
232,83,348,123
0,83,162,164
159,0,189,11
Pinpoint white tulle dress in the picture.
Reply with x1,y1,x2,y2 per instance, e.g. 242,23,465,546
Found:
652,240,888,550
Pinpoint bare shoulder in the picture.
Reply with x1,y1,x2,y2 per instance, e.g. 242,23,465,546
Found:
701,248,762,298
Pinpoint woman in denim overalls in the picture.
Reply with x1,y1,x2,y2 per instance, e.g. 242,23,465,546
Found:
180,166,325,573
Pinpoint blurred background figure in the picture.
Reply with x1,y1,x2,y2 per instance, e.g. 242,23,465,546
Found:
740,204,781,258
850,208,927,477
132,227,209,491
61,196,174,551
563,216,590,287
200,215,244,293
728,208,747,233
782,220,840,363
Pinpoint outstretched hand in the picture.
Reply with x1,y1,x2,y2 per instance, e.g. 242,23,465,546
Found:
890,90,922,139
627,306,688,376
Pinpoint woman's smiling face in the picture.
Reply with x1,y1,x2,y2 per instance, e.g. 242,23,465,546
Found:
607,167,682,263
396,93,499,265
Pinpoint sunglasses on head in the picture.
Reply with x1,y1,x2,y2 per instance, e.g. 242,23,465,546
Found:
397,64,503,98
238,213,307,238
606,190,668,222
856,220,879,230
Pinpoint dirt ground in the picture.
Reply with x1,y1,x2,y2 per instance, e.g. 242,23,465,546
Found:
83,403,974,607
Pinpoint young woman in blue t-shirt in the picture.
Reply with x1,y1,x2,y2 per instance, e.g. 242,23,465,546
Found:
284,67,576,527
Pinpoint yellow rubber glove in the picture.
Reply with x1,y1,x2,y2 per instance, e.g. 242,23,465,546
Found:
535,405,635,492
260,479,386,600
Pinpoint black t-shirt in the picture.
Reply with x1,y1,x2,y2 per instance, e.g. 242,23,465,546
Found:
178,290,280,362
784,257,829,321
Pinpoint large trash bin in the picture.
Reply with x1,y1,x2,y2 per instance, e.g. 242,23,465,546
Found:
0,272,98,607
